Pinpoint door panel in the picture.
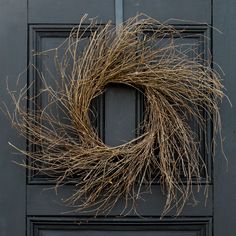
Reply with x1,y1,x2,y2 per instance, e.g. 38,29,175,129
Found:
27,19,213,220
1,0,236,236
28,218,211,236
28,23,212,182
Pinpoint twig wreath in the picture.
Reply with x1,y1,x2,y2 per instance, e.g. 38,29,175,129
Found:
7,15,225,215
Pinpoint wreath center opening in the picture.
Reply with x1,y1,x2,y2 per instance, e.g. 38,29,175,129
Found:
90,83,144,147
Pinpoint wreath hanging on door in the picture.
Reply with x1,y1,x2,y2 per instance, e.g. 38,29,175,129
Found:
7,15,225,215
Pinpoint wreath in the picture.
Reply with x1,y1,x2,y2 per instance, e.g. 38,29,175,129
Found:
7,15,224,215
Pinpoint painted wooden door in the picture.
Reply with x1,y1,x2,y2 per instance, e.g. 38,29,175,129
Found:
0,0,235,235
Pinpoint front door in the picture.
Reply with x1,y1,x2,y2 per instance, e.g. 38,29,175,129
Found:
0,0,235,235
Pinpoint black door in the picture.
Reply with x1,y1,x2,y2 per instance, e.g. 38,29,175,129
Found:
0,0,235,235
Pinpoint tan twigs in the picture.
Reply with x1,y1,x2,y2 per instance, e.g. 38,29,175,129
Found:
5,15,225,216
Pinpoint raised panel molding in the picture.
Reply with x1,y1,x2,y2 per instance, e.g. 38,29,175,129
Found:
28,217,212,236
28,25,99,183
28,25,212,184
